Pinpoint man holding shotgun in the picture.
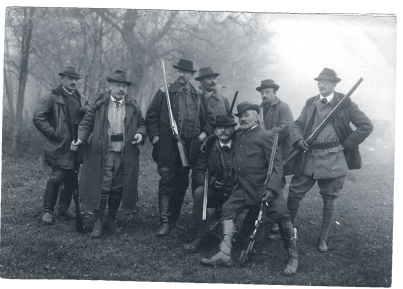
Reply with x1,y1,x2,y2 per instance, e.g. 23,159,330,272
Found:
200,102,298,276
287,68,373,252
146,59,212,237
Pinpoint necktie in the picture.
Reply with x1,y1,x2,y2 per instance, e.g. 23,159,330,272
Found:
223,145,230,153
114,101,120,108
321,98,328,104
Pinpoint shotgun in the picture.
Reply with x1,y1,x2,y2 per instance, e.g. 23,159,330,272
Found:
161,60,190,167
73,122,86,233
228,91,238,116
202,170,209,220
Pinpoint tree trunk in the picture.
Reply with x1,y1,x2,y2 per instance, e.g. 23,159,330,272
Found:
3,69,15,122
11,7,35,156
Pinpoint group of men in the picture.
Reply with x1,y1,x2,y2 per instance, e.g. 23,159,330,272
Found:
33,59,373,276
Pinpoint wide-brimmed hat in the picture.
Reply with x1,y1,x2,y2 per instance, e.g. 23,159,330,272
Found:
256,79,279,92
195,67,220,81
173,58,196,73
211,115,237,128
234,101,260,117
314,68,341,83
59,67,81,79
107,70,132,86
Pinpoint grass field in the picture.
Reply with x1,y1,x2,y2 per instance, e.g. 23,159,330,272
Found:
0,139,395,286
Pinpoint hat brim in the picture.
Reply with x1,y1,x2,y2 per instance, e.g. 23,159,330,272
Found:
314,76,341,83
59,72,81,79
195,73,220,81
256,84,279,92
107,77,132,86
172,65,197,73
234,105,261,117
211,122,237,128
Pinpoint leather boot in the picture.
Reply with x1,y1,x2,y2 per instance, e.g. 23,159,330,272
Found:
43,180,61,214
156,194,172,237
200,219,234,267
107,193,122,234
184,221,209,253
267,218,281,241
236,208,259,250
279,221,299,276
90,198,107,238
42,212,53,225
57,183,74,216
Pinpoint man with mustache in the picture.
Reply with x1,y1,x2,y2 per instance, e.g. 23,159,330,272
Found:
200,102,299,276
146,59,212,236
257,79,294,241
184,115,237,253
33,67,88,225
71,70,146,238
287,68,373,252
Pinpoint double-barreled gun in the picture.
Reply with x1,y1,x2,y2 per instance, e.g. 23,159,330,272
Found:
239,132,279,265
161,60,190,167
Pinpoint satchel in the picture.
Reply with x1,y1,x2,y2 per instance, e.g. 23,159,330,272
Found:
343,146,361,170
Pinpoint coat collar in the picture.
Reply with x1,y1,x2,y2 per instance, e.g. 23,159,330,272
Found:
53,84,84,105
95,91,137,109
170,81,200,95
238,124,262,137
260,96,281,107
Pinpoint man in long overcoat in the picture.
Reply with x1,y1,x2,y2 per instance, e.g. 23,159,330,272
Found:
200,102,299,276
184,115,237,253
71,70,146,238
257,79,294,240
287,68,373,252
146,59,212,236
33,67,87,225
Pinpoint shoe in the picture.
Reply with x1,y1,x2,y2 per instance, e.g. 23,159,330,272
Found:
279,222,299,276
107,218,121,234
200,251,233,267
58,210,76,220
183,236,209,253
90,218,103,238
156,223,172,237
318,239,328,252
267,232,281,241
42,212,53,225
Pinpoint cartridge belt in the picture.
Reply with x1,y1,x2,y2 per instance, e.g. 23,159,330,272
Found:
311,138,340,149
111,133,123,142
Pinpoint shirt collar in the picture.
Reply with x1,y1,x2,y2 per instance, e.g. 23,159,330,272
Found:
320,91,334,103
111,95,124,104
219,140,232,148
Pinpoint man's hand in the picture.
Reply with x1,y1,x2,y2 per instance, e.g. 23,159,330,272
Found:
296,139,309,151
78,106,89,116
214,180,224,189
262,189,277,205
70,139,83,151
198,131,207,142
132,133,143,145
152,136,160,145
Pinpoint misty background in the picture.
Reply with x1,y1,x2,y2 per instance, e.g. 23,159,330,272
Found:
2,8,396,156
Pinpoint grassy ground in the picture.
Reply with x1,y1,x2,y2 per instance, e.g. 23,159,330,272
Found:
0,139,394,286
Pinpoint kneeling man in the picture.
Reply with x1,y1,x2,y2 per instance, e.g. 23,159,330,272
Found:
200,102,298,276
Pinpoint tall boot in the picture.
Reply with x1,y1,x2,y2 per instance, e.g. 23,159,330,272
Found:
318,195,337,252
156,194,172,237
57,184,75,219
171,189,187,224
184,197,208,253
90,197,107,238
279,220,299,276
107,192,122,234
236,208,259,250
42,180,61,225
287,197,301,224
200,219,234,267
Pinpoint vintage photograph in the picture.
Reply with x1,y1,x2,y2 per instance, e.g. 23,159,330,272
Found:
1,2,397,288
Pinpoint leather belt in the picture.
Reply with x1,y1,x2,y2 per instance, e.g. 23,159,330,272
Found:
311,138,340,149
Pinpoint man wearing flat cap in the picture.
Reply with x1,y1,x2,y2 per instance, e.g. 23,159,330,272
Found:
287,68,373,252
257,79,294,240
200,102,299,276
71,70,146,238
184,115,237,253
196,67,232,120
33,67,88,225
146,59,212,236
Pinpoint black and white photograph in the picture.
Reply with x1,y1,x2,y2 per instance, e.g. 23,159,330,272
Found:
0,1,399,288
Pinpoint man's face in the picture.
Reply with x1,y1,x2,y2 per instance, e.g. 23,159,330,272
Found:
61,75,79,90
200,76,217,92
239,110,258,130
317,80,337,97
110,81,128,100
214,125,234,141
260,88,276,102
175,69,193,87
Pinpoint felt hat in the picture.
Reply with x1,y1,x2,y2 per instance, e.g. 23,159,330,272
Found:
314,68,341,83
211,115,237,128
172,58,196,73
234,101,260,117
195,67,220,81
59,67,81,79
107,70,132,86
256,79,279,91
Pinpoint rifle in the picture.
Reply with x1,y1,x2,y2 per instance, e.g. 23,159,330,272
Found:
161,60,190,167
73,122,86,233
239,132,279,265
202,170,209,220
228,91,238,116
285,78,364,166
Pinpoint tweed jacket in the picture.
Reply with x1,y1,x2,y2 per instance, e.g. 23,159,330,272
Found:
77,92,146,210
33,84,87,169
290,92,373,177
233,125,283,206
200,86,232,121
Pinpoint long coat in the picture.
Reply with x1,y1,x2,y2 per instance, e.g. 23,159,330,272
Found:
259,97,294,175
33,84,87,169
233,125,283,206
77,92,146,210
146,81,212,168
290,92,373,177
